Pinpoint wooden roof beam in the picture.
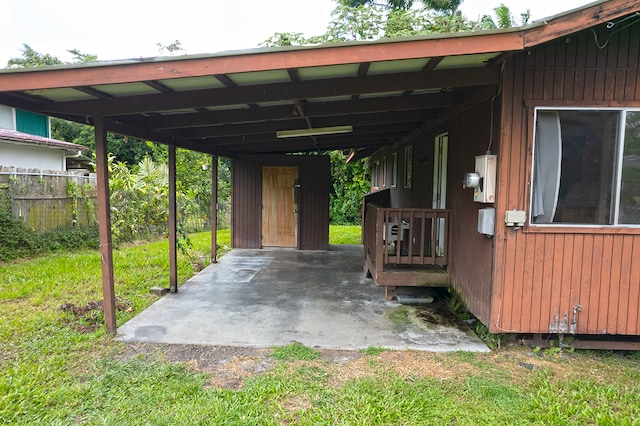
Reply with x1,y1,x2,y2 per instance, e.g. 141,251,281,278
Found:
39,67,498,116
130,91,453,130
172,109,434,140
200,122,419,147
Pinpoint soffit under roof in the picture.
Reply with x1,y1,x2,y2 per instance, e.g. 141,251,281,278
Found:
0,0,634,158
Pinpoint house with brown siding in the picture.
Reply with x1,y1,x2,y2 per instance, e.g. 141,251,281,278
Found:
364,1,640,347
1,0,639,346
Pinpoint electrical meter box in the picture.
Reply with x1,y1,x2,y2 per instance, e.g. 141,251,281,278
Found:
474,155,497,203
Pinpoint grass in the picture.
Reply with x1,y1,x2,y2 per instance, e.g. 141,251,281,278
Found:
2,228,640,424
270,342,321,361
329,224,362,245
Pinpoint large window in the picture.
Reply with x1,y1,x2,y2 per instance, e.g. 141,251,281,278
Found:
531,108,640,225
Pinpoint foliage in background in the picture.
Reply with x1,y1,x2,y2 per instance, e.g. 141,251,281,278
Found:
5,43,97,68
0,209,99,261
329,151,370,225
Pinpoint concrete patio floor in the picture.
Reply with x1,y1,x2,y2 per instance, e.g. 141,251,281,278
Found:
118,245,489,352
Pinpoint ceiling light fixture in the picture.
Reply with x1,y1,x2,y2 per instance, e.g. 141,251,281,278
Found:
276,125,353,139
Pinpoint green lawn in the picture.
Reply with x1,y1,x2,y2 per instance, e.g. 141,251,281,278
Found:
1,229,640,424
329,224,362,245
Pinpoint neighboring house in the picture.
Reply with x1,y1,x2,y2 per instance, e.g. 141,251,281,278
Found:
0,127,89,171
0,105,90,172
1,0,638,345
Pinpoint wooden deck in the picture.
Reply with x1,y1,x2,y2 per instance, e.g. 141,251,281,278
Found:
363,202,451,299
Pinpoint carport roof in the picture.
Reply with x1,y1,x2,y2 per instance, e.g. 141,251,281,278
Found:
0,0,633,157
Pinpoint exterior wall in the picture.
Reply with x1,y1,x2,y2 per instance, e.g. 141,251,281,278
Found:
0,141,66,171
369,138,433,209
232,155,330,250
446,102,496,324
492,23,640,335
0,105,15,129
369,104,495,323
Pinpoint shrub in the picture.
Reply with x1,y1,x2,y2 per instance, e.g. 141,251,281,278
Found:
0,210,100,261
0,210,40,261
41,224,100,252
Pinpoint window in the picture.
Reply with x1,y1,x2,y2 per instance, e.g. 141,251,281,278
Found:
404,146,413,188
382,156,387,187
531,108,640,225
16,109,49,137
391,152,398,188
372,160,380,189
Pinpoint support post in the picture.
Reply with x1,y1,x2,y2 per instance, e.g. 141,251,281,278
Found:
94,117,117,333
211,155,218,263
168,145,178,293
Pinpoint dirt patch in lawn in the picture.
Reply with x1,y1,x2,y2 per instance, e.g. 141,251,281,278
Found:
59,297,133,333
119,342,602,392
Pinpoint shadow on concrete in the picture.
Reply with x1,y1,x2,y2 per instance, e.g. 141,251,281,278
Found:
118,245,489,352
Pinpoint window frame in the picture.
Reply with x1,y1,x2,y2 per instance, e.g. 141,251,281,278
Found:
372,160,380,190
382,156,387,188
528,106,640,230
404,146,413,189
391,152,398,188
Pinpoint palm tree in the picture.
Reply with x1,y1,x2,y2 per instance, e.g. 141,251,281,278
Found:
480,3,530,29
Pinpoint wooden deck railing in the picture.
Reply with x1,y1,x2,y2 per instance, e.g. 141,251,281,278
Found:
364,203,451,267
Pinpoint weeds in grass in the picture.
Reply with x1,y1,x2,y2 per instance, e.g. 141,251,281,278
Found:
362,346,389,356
270,342,321,361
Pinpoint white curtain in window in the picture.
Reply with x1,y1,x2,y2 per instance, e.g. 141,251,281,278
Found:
532,112,562,222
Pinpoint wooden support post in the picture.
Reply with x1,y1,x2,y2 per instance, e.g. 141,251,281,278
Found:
211,155,218,263
168,145,178,293
94,117,117,333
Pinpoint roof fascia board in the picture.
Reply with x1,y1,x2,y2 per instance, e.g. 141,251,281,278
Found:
523,0,640,47
0,33,521,92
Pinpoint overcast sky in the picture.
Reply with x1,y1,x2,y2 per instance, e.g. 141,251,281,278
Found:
0,0,594,66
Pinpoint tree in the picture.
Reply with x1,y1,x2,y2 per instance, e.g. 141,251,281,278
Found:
157,40,185,55
262,4,479,47
6,44,62,68
337,0,462,12
6,44,97,68
329,151,370,224
480,3,530,30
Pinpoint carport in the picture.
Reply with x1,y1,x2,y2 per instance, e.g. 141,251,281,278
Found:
0,28,528,332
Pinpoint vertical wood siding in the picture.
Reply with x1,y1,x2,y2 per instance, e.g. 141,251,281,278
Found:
232,155,329,250
445,103,495,323
492,22,640,335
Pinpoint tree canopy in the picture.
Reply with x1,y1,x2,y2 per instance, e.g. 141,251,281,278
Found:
337,0,462,12
6,44,97,68
262,1,528,47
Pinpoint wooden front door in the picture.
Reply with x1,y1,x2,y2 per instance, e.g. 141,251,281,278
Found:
262,166,298,247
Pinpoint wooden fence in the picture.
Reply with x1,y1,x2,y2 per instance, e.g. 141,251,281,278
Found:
0,167,97,232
